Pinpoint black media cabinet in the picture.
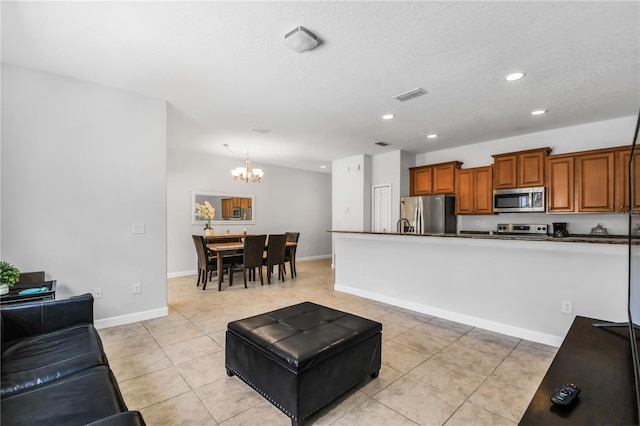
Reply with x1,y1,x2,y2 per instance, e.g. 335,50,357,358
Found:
520,316,638,425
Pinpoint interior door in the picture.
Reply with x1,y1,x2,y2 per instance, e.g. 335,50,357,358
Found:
372,185,392,232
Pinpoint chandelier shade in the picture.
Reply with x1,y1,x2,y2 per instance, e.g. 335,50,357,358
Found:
231,158,263,183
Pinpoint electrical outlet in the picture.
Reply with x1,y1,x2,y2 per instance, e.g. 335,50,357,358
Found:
561,300,573,314
94,288,102,299
132,223,145,234
133,282,141,295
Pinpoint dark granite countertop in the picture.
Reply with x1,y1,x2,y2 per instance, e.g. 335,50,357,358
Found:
330,230,636,245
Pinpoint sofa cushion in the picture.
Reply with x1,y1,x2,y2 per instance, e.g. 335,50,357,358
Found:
1,365,128,426
1,323,108,396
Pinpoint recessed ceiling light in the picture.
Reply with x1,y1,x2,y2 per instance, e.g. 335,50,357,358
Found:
320,165,327,169
531,109,547,116
382,114,395,120
427,134,438,139
505,72,526,81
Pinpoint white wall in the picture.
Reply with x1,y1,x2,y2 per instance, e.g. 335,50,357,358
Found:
416,116,637,235
1,64,168,324
371,150,415,229
167,109,332,276
335,232,627,346
332,154,372,232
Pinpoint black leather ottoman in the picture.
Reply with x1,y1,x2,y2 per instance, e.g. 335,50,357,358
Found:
225,302,382,426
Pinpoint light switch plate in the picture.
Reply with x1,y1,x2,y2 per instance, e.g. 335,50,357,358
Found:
132,223,145,234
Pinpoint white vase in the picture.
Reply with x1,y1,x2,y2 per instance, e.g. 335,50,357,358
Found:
0,285,9,295
205,228,214,237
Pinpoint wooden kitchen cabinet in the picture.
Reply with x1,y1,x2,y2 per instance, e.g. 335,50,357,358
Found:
547,154,575,212
616,148,640,212
492,147,550,189
410,161,462,195
576,150,615,212
221,198,233,218
221,197,253,218
410,166,433,195
238,197,252,209
455,166,493,215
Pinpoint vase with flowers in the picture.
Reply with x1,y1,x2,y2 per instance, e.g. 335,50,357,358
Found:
195,201,216,237
0,261,20,296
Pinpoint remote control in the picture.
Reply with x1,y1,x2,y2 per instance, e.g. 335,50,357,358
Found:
550,383,580,405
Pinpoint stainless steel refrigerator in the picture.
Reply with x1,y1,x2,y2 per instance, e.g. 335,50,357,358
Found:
399,195,457,234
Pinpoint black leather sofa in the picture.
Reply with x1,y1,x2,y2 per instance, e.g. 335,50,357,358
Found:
0,293,145,426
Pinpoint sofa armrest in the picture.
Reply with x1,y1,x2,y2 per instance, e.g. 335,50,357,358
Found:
1,293,94,343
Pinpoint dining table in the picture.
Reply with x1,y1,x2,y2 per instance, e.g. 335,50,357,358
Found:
206,241,297,289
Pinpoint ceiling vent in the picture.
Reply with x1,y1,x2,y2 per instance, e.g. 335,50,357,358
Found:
394,87,427,102
374,141,391,147
248,127,271,134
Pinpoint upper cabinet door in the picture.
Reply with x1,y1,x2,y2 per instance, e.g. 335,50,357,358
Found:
455,168,474,214
576,151,615,212
432,162,462,194
615,148,640,212
492,155,518,189
474,166,494,214
547,155,575,213
410,166,433,195
519,150,547,187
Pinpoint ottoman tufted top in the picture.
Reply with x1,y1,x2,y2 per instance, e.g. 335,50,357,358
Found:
227,302,382,372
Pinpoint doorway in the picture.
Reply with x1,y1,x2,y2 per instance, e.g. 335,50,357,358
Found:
372,184,392,233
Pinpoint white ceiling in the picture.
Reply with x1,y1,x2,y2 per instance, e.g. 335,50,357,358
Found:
2,1,639,173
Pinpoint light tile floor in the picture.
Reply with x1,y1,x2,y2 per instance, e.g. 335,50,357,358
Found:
99,259,557,425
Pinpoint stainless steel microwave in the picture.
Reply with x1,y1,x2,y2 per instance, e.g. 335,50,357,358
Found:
493,187,546,213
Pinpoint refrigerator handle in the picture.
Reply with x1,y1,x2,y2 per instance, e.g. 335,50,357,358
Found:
415,203,421,234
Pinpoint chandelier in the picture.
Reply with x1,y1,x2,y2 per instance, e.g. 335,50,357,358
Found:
231,157,264,183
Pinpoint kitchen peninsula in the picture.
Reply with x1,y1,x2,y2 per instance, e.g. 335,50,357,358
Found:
332,231,628,346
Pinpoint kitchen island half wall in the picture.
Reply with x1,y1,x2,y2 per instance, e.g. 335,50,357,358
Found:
333,232,627,346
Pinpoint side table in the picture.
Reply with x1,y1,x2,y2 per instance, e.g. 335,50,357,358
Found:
0,280,57,305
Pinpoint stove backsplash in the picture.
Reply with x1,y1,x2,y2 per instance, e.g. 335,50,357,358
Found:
458,212,629,235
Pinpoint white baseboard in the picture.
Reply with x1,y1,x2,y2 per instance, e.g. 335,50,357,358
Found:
167,269,197,278
335,283,563,347
297,254,332,261
94,306,169,330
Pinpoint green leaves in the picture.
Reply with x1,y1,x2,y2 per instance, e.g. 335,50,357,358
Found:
0,261,20,287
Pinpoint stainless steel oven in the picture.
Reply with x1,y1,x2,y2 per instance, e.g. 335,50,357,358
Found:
493,186,545,213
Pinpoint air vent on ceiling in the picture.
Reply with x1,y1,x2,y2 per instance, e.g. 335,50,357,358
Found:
248,126,271,134
375,141,391,147
394,87,427,102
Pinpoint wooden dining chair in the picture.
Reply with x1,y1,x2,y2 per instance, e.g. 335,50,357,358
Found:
263,234,287,284
284,232,300,278
242,234,267,287
192,235,232,290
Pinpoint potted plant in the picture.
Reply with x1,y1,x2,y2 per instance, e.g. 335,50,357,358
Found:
195,201,216,237
0,261,20,295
